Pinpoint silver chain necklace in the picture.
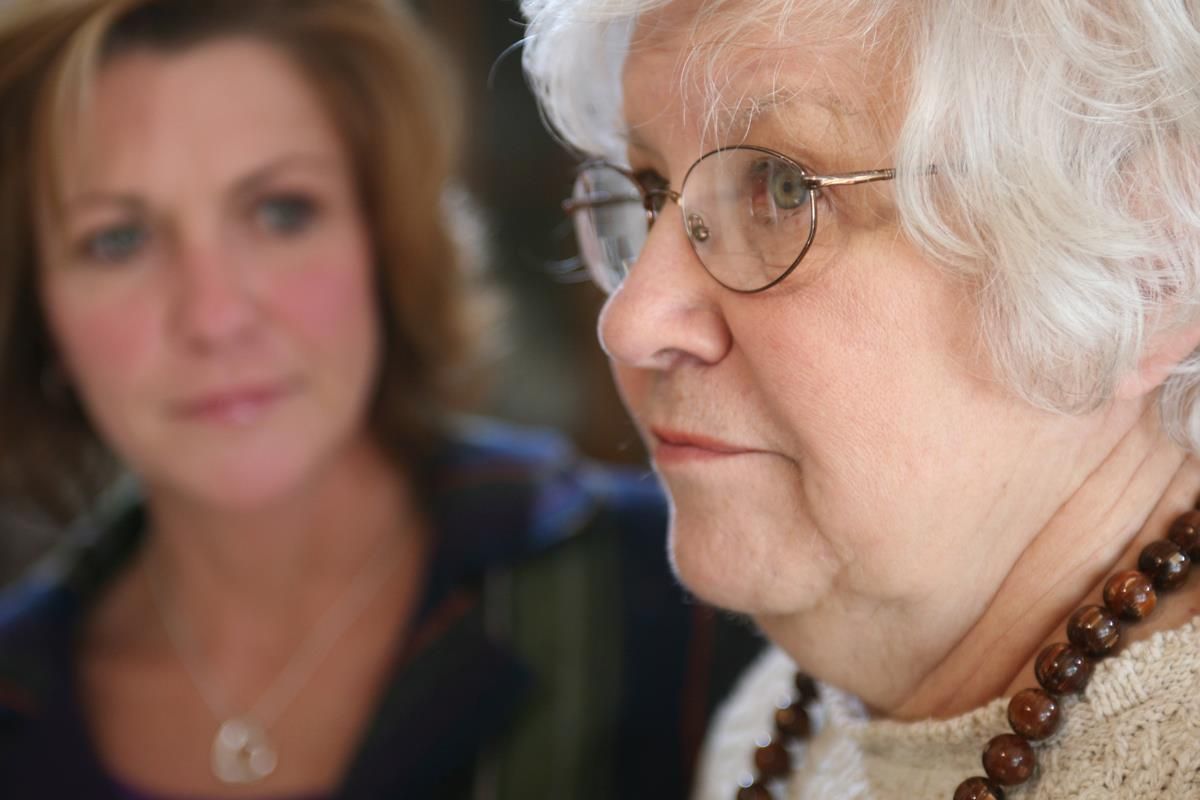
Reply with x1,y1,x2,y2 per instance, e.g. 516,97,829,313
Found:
144,534,403,785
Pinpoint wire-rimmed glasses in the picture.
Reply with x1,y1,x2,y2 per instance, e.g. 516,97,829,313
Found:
563,144,897,294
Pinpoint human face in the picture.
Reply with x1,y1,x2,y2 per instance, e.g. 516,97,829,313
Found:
38,39,381,511
604,5,1100,629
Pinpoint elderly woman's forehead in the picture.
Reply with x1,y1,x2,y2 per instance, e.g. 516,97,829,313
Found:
629,0,892,53
623,3,897,147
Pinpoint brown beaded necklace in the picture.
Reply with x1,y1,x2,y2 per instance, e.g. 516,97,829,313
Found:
734,506,1200,800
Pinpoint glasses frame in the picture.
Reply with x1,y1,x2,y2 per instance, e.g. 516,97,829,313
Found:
563,144,898,293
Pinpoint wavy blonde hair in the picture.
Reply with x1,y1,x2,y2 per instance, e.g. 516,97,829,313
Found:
522,0,1200,450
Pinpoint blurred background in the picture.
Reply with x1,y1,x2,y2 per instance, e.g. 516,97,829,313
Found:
416,0,643,459
0,0,645,586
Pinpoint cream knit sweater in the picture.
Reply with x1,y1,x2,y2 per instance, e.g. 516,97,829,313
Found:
693,619,1200,799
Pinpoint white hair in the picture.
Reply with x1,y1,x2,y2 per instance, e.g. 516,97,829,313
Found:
521,0,1200,453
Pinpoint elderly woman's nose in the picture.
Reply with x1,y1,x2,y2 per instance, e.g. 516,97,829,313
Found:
598,214,732,370
170,242,257,349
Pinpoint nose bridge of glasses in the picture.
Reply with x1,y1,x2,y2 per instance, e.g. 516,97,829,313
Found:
643,188,713,255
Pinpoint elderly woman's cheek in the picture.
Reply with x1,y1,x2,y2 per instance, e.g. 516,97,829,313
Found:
609,363,649,421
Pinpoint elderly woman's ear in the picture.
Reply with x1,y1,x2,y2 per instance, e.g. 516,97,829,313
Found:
1115,318,1200,399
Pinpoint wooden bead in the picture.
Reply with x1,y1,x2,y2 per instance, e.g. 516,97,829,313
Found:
1007,687,1062,740
1168,510,1200,560
953,776,1007,800
736,782,773,800
1067,605,1121,656
1035,642,1093,695
1138,540,1190,591
753,739,791,778
794,673,818,704
982,733,1036,786
775,701,811,740
1103,570,1157,620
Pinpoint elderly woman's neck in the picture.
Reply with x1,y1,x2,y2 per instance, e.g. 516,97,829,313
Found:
899,401,1197,720
764,400,1200,722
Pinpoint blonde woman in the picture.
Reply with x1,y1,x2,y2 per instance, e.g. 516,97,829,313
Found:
0,1,753,797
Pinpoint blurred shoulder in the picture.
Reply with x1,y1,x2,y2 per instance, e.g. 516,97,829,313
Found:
0,575,68,656
430,417,666,552
0,482,144,724
0,573,75,728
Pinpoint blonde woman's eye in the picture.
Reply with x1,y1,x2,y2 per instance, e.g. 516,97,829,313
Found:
79,224,148,264
258,195,317,234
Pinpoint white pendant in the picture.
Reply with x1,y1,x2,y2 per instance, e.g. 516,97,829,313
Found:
211,718,278,784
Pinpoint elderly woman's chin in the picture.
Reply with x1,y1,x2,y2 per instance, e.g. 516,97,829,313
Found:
662,473,835,617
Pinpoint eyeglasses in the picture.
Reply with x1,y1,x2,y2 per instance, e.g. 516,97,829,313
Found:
563,144,897,294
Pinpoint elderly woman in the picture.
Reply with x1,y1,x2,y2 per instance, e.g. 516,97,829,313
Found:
522,0,1200,798
0,1,757,797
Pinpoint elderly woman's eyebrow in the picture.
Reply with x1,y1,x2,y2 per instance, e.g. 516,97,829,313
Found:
622,91,851,162
730,88,856,134
623,126,660,163
744,84,852,116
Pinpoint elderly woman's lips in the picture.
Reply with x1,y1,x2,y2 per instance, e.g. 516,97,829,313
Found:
175,382,294,425
650,427,759,463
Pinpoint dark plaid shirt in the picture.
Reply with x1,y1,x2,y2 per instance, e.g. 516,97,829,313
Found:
0,421,762,799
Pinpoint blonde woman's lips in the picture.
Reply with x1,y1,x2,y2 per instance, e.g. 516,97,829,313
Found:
175,381,294,426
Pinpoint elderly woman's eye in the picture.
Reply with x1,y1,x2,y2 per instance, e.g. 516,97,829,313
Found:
634,170,670,220
767,161,810,210
79,224,148,264
746,158,811,223
258,194,317,235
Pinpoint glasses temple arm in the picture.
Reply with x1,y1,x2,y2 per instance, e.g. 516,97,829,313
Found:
807,168,896,188
562,194,643,214
562,188,680,215
807,164,938,188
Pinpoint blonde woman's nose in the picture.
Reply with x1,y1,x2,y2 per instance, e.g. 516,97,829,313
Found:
170,242,258,350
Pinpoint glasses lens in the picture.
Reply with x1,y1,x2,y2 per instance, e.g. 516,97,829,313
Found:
680,148,816,291
570,164,649,293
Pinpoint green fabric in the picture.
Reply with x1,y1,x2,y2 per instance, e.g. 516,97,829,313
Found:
485,510,624,800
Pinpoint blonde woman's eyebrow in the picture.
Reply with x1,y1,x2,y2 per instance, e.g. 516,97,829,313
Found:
63,193,146,217
231,153,341,199
61,153,339,214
